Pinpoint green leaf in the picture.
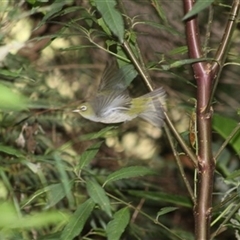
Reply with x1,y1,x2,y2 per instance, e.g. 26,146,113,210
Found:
103,166,156,187
41,0,66,22
77,141,103,169
27,0,36,4
213,114,240,154
93,0,124,42
106,207,130,240
161,58,213,70
0,84,28,110
80,126,117,140
60,199,95,240
151,0,168,25
120,64,138,87
128,191,192,208
54,154,74,207
0,69,22,78
59,6,85,16
21,188,47,208
183,0,214,21
0,145,24,158
22,181,73,209
0,202,68,229
226,170,240,180
142,21,181,36
156,207,178,220
86,179,112,217
97,17,112,36
46,182,73,208
169,46,188,55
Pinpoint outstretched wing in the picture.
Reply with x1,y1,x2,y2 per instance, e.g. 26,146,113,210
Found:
98,62,138,92
91,90,132,117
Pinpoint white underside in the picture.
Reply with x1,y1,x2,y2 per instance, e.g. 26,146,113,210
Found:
99,111,136,123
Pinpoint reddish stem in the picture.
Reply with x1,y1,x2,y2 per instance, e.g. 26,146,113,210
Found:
183,1,214,239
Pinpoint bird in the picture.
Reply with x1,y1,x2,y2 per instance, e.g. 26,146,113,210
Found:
73,62,166,128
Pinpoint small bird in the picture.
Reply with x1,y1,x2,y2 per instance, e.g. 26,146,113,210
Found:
73,63,166,127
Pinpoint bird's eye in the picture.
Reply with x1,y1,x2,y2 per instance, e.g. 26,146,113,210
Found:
80,105,87,111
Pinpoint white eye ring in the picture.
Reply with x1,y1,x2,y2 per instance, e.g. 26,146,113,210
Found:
80,105,87,111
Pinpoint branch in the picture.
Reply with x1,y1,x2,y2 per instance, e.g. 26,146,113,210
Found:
183,0,215,239
165,126,196,204
207,0,240,112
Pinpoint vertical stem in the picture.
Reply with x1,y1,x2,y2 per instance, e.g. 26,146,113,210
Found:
195,77,214,239
183,0,240,239
183,1,214,239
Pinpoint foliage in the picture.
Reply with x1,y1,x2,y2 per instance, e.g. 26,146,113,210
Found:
0,1,240,240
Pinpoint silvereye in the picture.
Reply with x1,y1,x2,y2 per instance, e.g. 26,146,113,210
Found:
73,63,166,127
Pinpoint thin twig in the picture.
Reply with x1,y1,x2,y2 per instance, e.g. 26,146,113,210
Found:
165,126,196,204
122,40,198,166
214,122,240,161
207,0,240,112
203,5,214,57
211,201,240,239
130,188,147,223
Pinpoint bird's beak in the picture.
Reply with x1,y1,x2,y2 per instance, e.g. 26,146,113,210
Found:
72,109,80,113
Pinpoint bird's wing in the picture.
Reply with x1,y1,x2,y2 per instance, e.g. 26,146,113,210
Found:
91,90,132,117
98,62,138,92
137,88,166,127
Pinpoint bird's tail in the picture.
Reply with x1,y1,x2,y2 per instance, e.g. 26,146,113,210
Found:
136,87,166,127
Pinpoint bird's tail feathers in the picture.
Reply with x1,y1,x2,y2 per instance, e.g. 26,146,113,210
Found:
138,87,166,127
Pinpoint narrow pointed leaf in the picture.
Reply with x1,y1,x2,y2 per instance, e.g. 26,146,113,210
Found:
183,0,214,21
0,145,24,158
161,58,213,70
0,202,68,229
86,180,112,217
103,166,156,187
120,64,138,87
80,126,117,140
213,114,240,154
106,207,130,240
0,84,28,110
78,141,103,169
41,1,65,22
21,182,73,209
156,207,178,218
143,21,181,35
93,0,124,42
226,170,240,180
46,182,73,208
60,199,95,240
128,190,192,208
54,154,74,206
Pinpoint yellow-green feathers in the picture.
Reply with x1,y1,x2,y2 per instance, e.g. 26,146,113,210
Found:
73,63,166,127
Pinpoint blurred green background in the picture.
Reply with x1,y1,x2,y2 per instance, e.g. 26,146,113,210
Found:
0,1,240,239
